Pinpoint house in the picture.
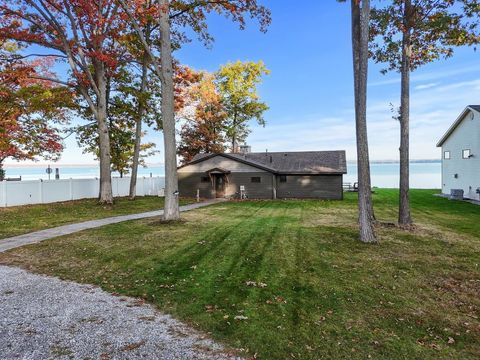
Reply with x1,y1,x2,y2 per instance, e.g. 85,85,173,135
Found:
178,149,347,200
437,105,480,201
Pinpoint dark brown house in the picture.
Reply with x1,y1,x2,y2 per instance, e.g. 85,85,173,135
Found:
178,150,347,200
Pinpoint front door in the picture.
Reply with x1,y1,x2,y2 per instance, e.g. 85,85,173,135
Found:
215,175,226,198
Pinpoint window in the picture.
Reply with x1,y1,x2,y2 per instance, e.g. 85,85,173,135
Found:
462,149,471,159
201,176,210,183
444,151,450,160
251,177,261,183
279,175,287,183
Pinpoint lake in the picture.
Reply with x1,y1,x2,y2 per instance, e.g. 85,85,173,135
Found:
2,165,166,181
4,161,441,189
344,162,441,189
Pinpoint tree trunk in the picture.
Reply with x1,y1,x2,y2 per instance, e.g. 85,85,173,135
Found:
159,0,180,220
0,161,5,181
129,54,149,200
399,0,413,226
95,60,114,204
231,114,237,152
351,0,377,243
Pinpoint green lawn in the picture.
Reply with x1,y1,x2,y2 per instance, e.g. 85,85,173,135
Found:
1,189,479,359
0,196,193,239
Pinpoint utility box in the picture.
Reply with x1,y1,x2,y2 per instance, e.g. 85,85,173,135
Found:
450,189,464,200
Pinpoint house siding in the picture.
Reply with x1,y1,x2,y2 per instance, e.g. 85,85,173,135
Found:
441,109,480,200
179,173,216,199
178,154,345,200
231,173,274,199
276,175,343,200
178,156,267,173
179,172,275,199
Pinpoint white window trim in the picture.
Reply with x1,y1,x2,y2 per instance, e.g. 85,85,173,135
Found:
462,149,471,159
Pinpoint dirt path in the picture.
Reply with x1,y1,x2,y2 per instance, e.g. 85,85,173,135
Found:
0,200,223,253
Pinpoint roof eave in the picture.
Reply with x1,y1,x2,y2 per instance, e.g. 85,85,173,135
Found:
178,153,276,173
277,171,347,175
177,153,217,169
437,106,477,147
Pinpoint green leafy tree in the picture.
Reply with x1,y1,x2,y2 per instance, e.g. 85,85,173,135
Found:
370,0,480,226
76,70,160,179
0,0,138,204
0,42,75,180
114,56,161,198
215,61,270,152
77,121,157,178
118,0,271,220
178,72,227,163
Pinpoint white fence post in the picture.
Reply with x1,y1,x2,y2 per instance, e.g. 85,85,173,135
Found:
69,178,73,200
1,181,6,207
38,180,43,204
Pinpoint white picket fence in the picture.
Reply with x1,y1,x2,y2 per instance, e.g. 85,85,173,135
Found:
0,177,165,207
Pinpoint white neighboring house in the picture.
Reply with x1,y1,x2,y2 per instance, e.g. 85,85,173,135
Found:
437,105,480,201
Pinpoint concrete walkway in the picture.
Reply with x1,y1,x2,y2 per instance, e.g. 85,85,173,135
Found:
0,200,221,253
0,265,236,359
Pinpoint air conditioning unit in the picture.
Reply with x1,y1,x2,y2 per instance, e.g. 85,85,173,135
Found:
450,189,464,200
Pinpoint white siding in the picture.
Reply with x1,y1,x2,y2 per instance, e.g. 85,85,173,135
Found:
441,109,480,200
178,155,266,173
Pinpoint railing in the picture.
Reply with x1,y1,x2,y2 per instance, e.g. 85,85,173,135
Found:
342,182,358,192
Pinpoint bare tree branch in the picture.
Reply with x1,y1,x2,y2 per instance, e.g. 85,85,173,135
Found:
27,75,71,86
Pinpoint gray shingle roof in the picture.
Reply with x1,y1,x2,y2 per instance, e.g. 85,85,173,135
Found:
188,151,347,174
468,105,480,112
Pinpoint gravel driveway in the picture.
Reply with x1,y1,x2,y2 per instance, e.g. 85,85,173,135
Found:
0,265,237,360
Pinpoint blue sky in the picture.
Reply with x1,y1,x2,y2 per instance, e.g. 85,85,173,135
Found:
7,1,480,165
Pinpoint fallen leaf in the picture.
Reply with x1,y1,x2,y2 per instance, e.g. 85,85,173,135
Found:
120,340,145,352
205,305,215,313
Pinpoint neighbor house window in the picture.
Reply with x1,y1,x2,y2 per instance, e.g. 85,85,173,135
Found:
462,149,471,159
279,175,287,183
251,177,261,183
201,176,210,183
444,151,450,160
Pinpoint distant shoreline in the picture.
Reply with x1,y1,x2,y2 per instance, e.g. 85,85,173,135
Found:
3,161,441,189
4,160,440,168
4,163,165,168
349,159,441,164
